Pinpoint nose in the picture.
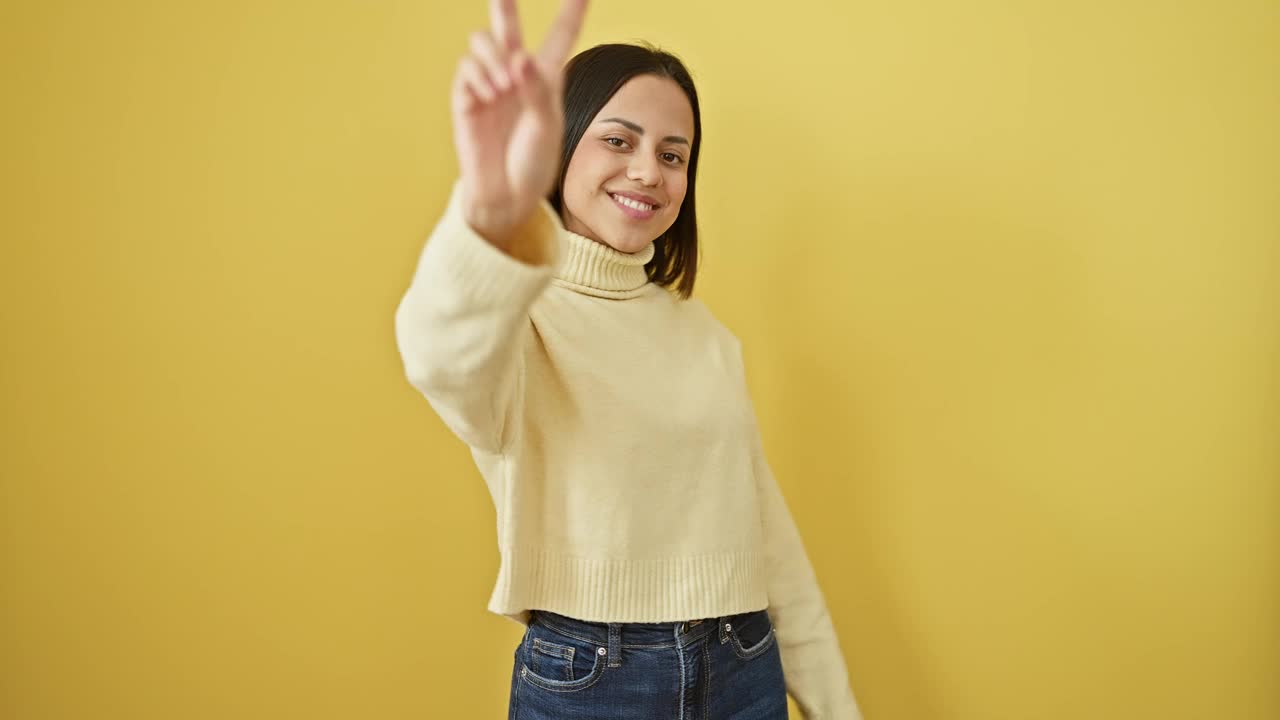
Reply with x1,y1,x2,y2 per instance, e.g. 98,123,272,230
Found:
626,152,662,186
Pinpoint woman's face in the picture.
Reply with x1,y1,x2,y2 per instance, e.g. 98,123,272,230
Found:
560,73,695,254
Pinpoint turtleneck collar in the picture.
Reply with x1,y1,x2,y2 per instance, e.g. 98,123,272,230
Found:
551,228,656,299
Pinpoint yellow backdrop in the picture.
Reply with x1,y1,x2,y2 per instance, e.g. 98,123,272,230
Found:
2,1,1275,718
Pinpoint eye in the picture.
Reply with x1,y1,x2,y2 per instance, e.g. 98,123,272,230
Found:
605,137,684,166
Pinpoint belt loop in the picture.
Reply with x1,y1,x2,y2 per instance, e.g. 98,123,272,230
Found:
607,622,622,667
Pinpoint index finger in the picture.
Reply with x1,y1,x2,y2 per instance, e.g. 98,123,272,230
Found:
490,0,523,52
537,0,588,69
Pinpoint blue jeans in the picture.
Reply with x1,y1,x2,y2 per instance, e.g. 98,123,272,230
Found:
508,607,789,719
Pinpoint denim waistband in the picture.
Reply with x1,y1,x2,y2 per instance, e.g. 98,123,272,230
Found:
530,607,767,647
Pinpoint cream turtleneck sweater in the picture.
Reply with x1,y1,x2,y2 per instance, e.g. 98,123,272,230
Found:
393,178,863,720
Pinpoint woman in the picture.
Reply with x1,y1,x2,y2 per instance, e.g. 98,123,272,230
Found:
394,1,863,718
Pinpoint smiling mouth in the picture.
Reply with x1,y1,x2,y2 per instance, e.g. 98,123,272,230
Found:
609,192,659,215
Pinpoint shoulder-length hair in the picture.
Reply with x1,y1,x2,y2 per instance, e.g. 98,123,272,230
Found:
548,42,703,300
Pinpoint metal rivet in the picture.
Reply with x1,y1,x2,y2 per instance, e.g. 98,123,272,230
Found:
724,623,732,631
598,646,607,655
521,667,527,676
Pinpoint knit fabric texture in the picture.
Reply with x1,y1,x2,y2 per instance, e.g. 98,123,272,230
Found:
394,178,863,719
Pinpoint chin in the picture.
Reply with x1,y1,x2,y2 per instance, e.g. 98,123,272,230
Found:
607,234,657,255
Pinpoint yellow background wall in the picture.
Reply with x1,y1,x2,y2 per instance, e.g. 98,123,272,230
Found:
2,1,1275,718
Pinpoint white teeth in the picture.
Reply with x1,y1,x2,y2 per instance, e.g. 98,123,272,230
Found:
611,193,653,212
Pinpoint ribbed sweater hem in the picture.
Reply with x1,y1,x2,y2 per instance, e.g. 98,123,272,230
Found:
486,544,769,626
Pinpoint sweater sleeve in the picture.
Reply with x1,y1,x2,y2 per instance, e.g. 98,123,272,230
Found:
393,178,564,454
742,376,865,720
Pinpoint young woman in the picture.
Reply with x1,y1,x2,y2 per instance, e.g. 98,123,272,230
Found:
394,1,863,717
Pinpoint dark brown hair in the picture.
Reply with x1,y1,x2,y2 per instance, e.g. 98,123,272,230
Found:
548,42,703,299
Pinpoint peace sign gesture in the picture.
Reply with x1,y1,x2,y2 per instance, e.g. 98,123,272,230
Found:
451,0,589,251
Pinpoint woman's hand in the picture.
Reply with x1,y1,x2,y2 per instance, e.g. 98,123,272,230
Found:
451,0,589,250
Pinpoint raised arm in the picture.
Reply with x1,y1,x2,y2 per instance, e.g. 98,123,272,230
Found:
394,0,590,454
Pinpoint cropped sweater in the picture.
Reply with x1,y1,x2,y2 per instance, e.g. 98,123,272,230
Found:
393,179,863,719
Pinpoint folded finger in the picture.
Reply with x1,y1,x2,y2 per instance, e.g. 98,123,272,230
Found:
458,55,497,103
469,30,511,91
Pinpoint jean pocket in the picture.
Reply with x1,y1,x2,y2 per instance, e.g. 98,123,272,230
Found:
726,609,776,660
529,637,577,680
519,621,608,692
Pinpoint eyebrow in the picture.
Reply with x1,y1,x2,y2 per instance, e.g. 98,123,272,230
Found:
599,117,690,146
